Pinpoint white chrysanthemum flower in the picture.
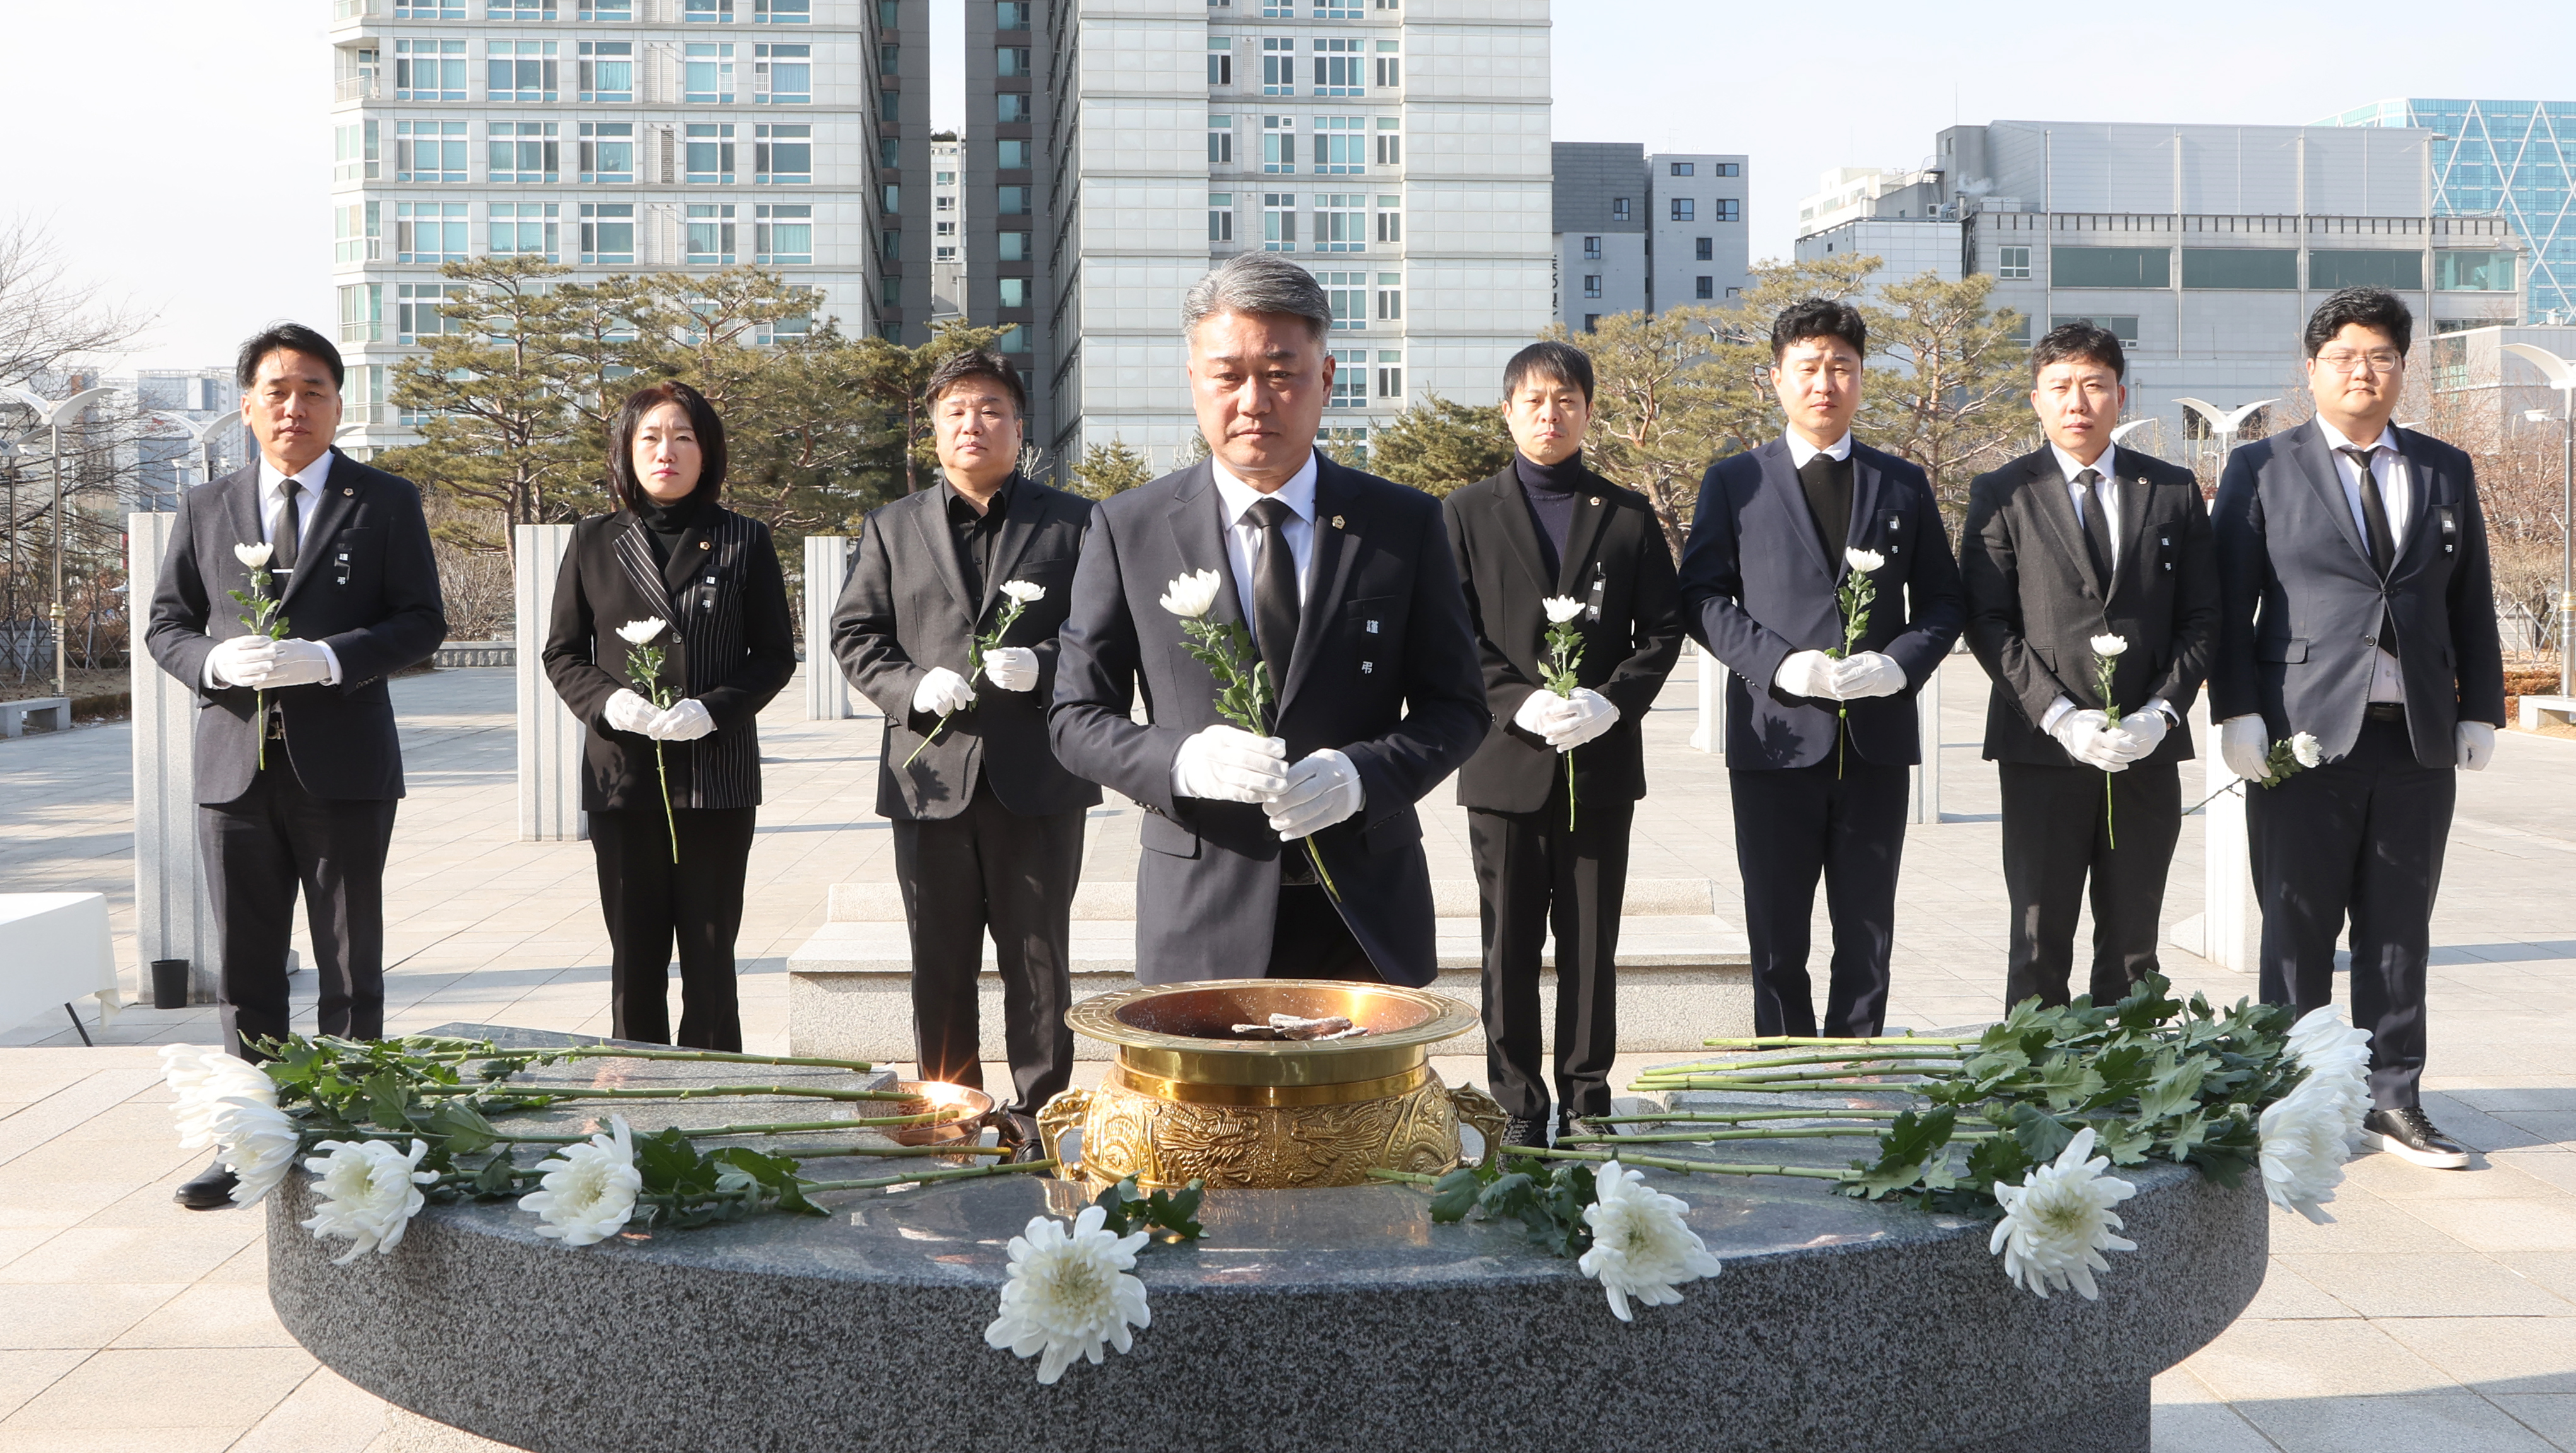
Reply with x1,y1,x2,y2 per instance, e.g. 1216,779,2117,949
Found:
520,1117,643,1247
159,1046,300,1206
216,1095,303,1206
1542,595,1587,626
615,617,667,646
2091,633,2129,658
300,1138,438,1267
1576,1160,1724,1322
1157,569,1224,620
1989,1127,2138,1300
1845,547,1885,573
2290,732,2324,769
162,1044,252,1150
984,1205,1152,1384
233,542,272,569
2285,1006,2374,1142
1000,579,1046,605
2260,1075,2354,1225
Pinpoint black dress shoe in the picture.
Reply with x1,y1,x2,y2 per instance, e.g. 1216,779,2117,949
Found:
174,1158,239,1210
1500,1112,1551,1151
1557,1107,1605,1143
2364,1107,2471,1169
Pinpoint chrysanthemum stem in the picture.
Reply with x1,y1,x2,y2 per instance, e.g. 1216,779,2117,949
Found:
1631,1063,1940,1085
1623,1079,1932,1095
1563,1128,2001,1146
1582,1109,1997,1126
391,1041,878,1074
1696,1034,1982,1048
417,1082,916,1103
1640,1048,1969,1073
803,1157,1059,1193
1488,1143,1862,1183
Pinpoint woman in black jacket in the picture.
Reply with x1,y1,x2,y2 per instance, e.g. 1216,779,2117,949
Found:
542,380,795,1049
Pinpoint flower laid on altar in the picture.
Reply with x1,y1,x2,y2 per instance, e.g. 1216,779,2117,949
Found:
301,1138,438,1266
615,619,680,864
2258,1076,2355,1225
226,541,293,769
2285,1007,2373,1141
520,1116,643,1246
906,578,1046,767
1988,1128,2137,1300
1578,1159,1723,1321
984,1205,1153,1385
1160,568,1337,899
160,1045,298,1206
1539,596,1587,831
2090,633,2129,848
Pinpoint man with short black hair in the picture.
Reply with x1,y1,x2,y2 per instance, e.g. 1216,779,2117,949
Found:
1961,324,2218,1011
2211,287,2506,1169
1445,340,1684,1146
832,349,1095,1157
1677,298,1964,1037
146,322,448,1208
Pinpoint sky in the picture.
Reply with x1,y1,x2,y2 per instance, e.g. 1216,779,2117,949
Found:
3,0,2570,373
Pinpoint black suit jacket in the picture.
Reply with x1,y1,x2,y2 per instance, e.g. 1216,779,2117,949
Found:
1442,462,1684,812
1047,454,1489,986
1960,445,2220,767
540,506,796,812
144,449,447,803
829,474,1099,821
1677,438,1965,770
2210,419,2506,768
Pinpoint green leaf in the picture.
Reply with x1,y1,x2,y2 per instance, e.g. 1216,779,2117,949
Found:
2136,1054,2210,1123
1846,1106,1958,1199
427,1099,501,1157
2006,1104,2075,1164
632,1126,718,1197
1427,1165,1487,1223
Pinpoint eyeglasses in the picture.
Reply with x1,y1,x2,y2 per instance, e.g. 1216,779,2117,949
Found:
2315,349,2404,375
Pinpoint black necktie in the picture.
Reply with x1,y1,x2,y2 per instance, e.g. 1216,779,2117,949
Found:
2077,467,2117,586
1247,496,1300,692
272,481,301,581
2339,444,2401,651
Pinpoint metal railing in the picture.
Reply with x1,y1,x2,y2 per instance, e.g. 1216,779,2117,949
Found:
334,75,382,103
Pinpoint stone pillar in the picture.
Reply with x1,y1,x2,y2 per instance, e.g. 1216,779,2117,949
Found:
1908,656,1942,824
129,513,221,1003
803,534,854,720
2180,699,2261,973
513,524,585,842
1688,642,1723,752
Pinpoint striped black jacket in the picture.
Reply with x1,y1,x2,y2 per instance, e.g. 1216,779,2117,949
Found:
542,505,796,812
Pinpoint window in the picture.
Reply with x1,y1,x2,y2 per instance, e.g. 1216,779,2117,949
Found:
687,204,737,263
491,0,557,18
2052,246,2171,288
754,203,810,264
880,137,899,168
998,46,1032,77
395,201,469,263
936,194,954,211
1263,193,1297,250
487,40,558,102
998,324,1030,354
936,170,955,184
882,183,899,211
1328,347,1367,407
1692,236,1711,261
1315,194,1365,252
1714,161,1740,177
397,283,457,343
397,0,462,15
581,202,635,264
1320,424,1369,465
1209,193,1234,242
338,284,382,345
394,120,469,182
1208,40,1233,85
754,0,809,18
2049,314,2141,346
1582,275,1602,298
1611,197,1629,221
1209,118,1235,165
334,120,380,184
1315,0,1361,17
580,122,634,183
998,230,1029,261
579,42,632,103
1711,199,1739,222
685,44,735,102
683,0,734,19
1670,197,1695,221
487,202,560,260
879,43,899,76
881,228,901,260
1374,116,1400,166
1582,235,1601,260
1374,196,1399,242
1375,272,1401,320
394,39,467,101
2437,250,2516,291
484,122,558,184
686,124,736,183
878,1,897,26
1376,349,1402,400
755,44,810,103
1314,116,1365,173
999,2,1031,29
1313,38,1362,95
2181,248,2297,290
1670,161,1695,176
998,137,1029,168
1695,276,1714,300
580,0,634,16
1315,270,1366,330
1373,41,1399,88
1997,245,2031,279
995,184,1029,215
1583,313,1599,331
1262,38,1295,95
997,91,1028,122
2310,250,2423,290
998,277,1029,309
755,124,810,184
334,202,381,264
1263,115,1297,173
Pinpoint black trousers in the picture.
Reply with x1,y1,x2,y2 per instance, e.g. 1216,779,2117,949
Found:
199,760,397,1062
2249,715,2452,1109
1469,795,1633,1121
592,804,754,1052
1731,756,1909,1038
1998,761,2182,1012
890,781,1083,1132
1266,883,1380,981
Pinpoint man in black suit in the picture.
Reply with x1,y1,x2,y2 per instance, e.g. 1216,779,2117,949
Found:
1050,254,1487,985
145,322,447,1207
2212,287,2507,1169
1961,324,2219,1012
832,349,1097,1153
1677,299,1965,1037
1444,341,1683,1146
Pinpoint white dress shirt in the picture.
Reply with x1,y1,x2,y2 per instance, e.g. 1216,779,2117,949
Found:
1209,451,1320,654
2316,418,2411,703
209,453,344,688
1785,431,1853,468
2037,441,2171,732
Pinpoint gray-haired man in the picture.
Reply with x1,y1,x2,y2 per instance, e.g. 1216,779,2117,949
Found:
1048,254,1488,984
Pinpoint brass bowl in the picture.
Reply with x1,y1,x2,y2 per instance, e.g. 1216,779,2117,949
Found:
883,1080,994,1147
1040,980,1503,1189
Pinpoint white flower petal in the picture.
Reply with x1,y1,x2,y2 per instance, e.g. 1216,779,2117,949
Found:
299,1138,437,1266
615,618,667,646
1541,596,1587,625
2261,1076,2354,1224
233,542,272,568
986,1205,1152,1382
2090,633,2128,657
519,1116,642,1247
1844,547,1885,573
1000,580,1046,605
2290,732,2323,768
1157,568,1223,619
1989,1128,2138,1300
1575,1160,1722,1322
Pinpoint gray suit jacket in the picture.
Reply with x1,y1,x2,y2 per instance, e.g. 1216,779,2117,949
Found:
144,450,447,803
2210,419,2507,767
1047,455,1489,986
1961,445,2219,767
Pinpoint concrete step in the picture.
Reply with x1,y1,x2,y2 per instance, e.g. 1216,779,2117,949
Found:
823,877,1719,923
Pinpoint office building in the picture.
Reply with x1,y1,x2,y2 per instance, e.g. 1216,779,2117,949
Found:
930,134,965,320
1549,141,1749,332
2318,100,2576,325
1795,164,1943,235
1647,152,1749,313
1793,218,1961,287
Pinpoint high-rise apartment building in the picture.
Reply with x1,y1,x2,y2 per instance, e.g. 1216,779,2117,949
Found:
325,0,883,452
2319,100,2574,325
1549,141,1748,333
1646,152,1749,312
930,134,965,320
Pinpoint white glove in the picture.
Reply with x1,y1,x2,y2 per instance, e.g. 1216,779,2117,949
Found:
2051,709,2134,773
981,646,1039,692
1513,690,1578,737
206,635,279,689
1266,748,1365,841
1172,724,1291,802
1543,688,1619,750
1773,650,1845,701
2457,721,2496,772
259,638,334,688
605,689,661,737
912,666,977,718
2218,715,2270,781
648,698,716,742
2113,709,2170,762
1834,651,1906,700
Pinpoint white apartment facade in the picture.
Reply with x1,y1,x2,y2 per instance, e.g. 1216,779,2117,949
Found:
1645,151,1748,312
930,134,965,319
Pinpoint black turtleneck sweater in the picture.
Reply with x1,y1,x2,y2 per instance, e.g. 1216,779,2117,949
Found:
1514,449,1585,581
633,484,714,592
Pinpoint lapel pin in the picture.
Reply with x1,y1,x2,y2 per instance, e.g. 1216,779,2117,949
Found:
1589,496,1602,506
1365,619,1380,634
342,487,354,496
700,540,713,550
1331,515,1345,530
1361,661,1374,674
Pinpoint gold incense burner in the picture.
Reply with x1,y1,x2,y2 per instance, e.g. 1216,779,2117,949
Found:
1039,980,1504,1190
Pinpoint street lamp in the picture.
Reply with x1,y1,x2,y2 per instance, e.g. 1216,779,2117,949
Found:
2109,418,2157,446
149,411,242,501
3,385,117,698
2500,341,2576,698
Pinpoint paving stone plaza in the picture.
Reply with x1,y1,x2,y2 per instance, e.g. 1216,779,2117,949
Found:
4,658,2575,1451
